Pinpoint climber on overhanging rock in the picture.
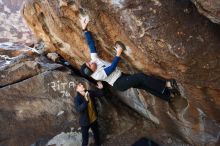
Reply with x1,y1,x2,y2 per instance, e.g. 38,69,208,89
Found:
79,15,180,102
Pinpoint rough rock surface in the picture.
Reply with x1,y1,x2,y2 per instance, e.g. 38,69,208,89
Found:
45,132,82,146
0,0,34,44
0,70,78,146
191,0,220,24
0,50,146,146
19,0,220,145
0,42,61,87
0,47,73,146
0,46,168,146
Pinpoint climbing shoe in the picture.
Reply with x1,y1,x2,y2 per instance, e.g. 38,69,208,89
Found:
168,79,181,96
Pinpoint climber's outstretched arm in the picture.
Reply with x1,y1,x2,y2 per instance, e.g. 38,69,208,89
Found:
84,31,98,60
104,44,123,76
104,56,120,76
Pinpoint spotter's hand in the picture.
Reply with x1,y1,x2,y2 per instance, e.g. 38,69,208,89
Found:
96,81,103,89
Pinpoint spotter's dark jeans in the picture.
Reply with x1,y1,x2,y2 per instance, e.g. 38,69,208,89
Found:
81,120,100,146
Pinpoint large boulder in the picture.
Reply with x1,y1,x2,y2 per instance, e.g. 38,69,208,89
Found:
0,70,79,146
0,67,143,146
1,69,167,146
21,0,220,145
0,45,155,146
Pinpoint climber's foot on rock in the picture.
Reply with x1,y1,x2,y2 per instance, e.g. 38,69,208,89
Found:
80,13,90,30
166,79,181,96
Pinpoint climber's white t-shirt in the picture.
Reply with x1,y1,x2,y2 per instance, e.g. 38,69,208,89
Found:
90,53,121,86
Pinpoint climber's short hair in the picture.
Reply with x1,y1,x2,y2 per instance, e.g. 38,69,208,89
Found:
80,63,93,77
115,41,126,51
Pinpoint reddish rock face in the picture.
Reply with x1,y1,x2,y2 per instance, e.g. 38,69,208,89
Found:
21,0,220,145
0,0,34,44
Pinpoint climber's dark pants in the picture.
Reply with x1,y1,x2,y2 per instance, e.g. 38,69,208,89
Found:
113,73,171,101
81,120,100,146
